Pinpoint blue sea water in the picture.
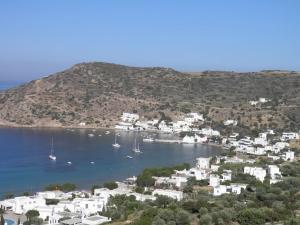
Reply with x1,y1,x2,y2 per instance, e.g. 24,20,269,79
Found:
0,128,221,196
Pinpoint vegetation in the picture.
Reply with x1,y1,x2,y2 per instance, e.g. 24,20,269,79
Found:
24,210,42,225
44,183,76,192
1,62,299,131
103,182,118,190
136,163,190,187
101,160,300,225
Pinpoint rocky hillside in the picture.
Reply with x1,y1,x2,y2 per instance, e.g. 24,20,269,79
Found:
0,62,299,131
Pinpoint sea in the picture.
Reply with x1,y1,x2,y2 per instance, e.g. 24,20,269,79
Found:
0,128,221,196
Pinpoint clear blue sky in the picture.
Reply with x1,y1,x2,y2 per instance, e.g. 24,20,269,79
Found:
0,0,300,82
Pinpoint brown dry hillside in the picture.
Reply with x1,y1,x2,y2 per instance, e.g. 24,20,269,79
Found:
0,62,299,131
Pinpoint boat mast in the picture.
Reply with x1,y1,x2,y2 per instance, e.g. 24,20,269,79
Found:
51,137,54,155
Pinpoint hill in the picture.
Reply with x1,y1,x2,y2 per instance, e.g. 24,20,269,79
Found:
0,62,299,131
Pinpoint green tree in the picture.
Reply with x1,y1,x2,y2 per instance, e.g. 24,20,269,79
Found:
25,210,40,221
103,181,118,190
199,214,212,225
175,210,191,225
0,214,5,225
155,195,174,208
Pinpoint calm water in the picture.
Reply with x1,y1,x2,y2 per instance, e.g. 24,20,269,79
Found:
0,128,221,196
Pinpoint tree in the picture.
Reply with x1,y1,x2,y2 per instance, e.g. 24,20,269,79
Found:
91,185,101,195
103,181,118,190
152,216,166,225
155,195,174,208
25,210,40,221
175,210,191,225
0,214,5,225
199,214,212,225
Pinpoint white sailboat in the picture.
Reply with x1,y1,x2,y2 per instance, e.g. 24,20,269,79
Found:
112,134,121,148
132,137,142,153
48,137,56,161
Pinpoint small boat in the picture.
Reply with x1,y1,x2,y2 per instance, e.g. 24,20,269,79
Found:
88,133,95,137
143,137,154,142
105,131,110,135
116,133,121,136
112,134,121,148
67,161,72,165
126,155,133,159
90,161,95,165
49,137,56,161
98,134,102,137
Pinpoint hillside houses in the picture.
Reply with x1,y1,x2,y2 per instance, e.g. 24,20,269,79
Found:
244,166,266,182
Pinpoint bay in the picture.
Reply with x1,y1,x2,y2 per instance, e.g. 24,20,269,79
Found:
0,128,221,196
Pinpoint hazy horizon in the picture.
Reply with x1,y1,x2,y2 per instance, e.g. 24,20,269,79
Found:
1,0,300,82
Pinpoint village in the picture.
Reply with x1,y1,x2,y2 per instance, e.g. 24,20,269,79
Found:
1,96,299,225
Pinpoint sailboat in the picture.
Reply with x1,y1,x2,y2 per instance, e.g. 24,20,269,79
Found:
132,136,141,153
112,134,121,148
48,137,56,161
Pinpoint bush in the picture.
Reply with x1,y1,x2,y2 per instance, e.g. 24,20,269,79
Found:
44,183,76,192
103,181,118,190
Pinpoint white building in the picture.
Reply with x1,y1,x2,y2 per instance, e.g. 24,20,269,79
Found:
268,165,281,180
189,168,210,180
0,196,46,214
249,100,259,106
82,215,111,225
223,120,238,126
259,97,270,103
221,170,232,182
172,121,192,133
121,113,139,123
196,157,210,170
213,185,227,196
152,189,183,201
281,132,299,141
272,142,289,153
184,113,204,123
244,167,266,182
209,174,220,187
158,121,173,133
284,150,295,161
200,128,220,137
229,183,247,195
182,134,207,144
254,137,268,147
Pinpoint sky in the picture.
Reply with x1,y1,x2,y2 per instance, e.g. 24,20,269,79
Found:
0,0,300,82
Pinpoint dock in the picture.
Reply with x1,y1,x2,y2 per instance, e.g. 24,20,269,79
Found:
152,139,182,143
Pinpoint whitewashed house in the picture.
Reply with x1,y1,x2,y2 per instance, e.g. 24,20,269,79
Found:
121,113,139,123
223,120,238,126
82,215,111,225
158,121,173,133
229,183,247,195
281,132,299,141
7,196,46,214
184,113,204,123
213,185,228,196
268,165,282,184
182,134,207,144
209,174,220,187
189,168,210,180
196,157,211,169
284,150,295,161
221,170,232,182
152,189,183,201
244,167,266,182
